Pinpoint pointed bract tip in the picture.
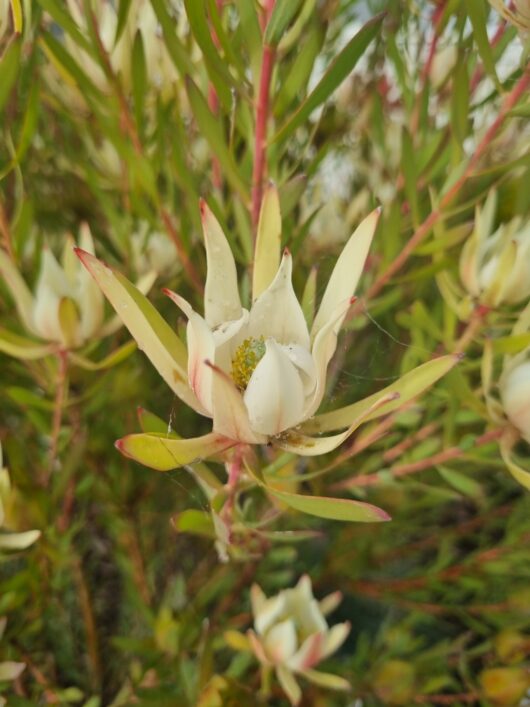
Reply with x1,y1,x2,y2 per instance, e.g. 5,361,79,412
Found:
283,247,291,257
114,439,124,452
389,391,401,401
161,287,172,297
74,247,89,262
204,358,213,368
376,507,392,522
454,351,466,361
375,205,382,215
199,198,208,218
349,296,358,305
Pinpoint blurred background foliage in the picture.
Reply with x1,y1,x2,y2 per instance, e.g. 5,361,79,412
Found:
1,0,530,704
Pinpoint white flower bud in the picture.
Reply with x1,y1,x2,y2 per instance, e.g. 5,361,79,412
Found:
429,45,458,89
501,359,530,443
32,226,104,348
460,192,530,307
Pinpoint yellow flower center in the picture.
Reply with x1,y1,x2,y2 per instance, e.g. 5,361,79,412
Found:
231,336,266,390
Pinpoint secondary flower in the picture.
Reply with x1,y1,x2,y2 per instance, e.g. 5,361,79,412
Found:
460,191,530,307
500,357,530,444
0,225,156,360
76,188,458,470
0,442,40,552
0,225,103,349
247,575,350,705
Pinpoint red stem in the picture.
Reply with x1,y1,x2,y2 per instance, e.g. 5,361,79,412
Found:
251,0,276,232
361,66,530,307
334,427,504,490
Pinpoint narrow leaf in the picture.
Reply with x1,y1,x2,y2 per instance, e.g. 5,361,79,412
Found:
116,432,235,471
273,13,384,143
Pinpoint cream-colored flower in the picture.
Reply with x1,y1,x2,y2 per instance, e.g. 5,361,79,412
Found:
0,225,104,349
162,201,378,443
460,191,530,307
429,45,458,89
500,357,530,444
77,189,459,471
0,443,40,552
247,575,350,705
0,618,26,700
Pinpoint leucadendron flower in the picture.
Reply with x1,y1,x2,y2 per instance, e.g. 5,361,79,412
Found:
460,191,530,308
76,186,459,472
247,575,350,705
0,443,40,552
0,225,155,362
0,225,103,350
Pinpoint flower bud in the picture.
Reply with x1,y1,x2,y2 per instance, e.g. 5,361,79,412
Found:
460,192,530,307
32,226,104,348
500,359,530,443
429,45,458,89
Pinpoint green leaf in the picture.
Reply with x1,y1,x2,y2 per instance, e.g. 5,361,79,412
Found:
437,465,483,498
450,59,470,147
69,341,137,371
0,37,22,113
116,432,235,471
273,13,384,143
401,127,420,228
114,0,134,44
500,435,530,492
0,328,56,360
74,249,203,412
304,354,461,434
131,30,147,138
247,463,390,522
185,76,248,201
467,0,501,90
11,0,23,33
137,407,168,434
183,0,234,105
265,0,304,47
172,510,214,538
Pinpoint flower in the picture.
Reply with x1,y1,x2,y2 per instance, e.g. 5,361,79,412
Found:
0,443,40,552
247,575,350,705
500,357,530,444
76,188,459,471
459,191,530,308
161,199,379,443
0,225,104,350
